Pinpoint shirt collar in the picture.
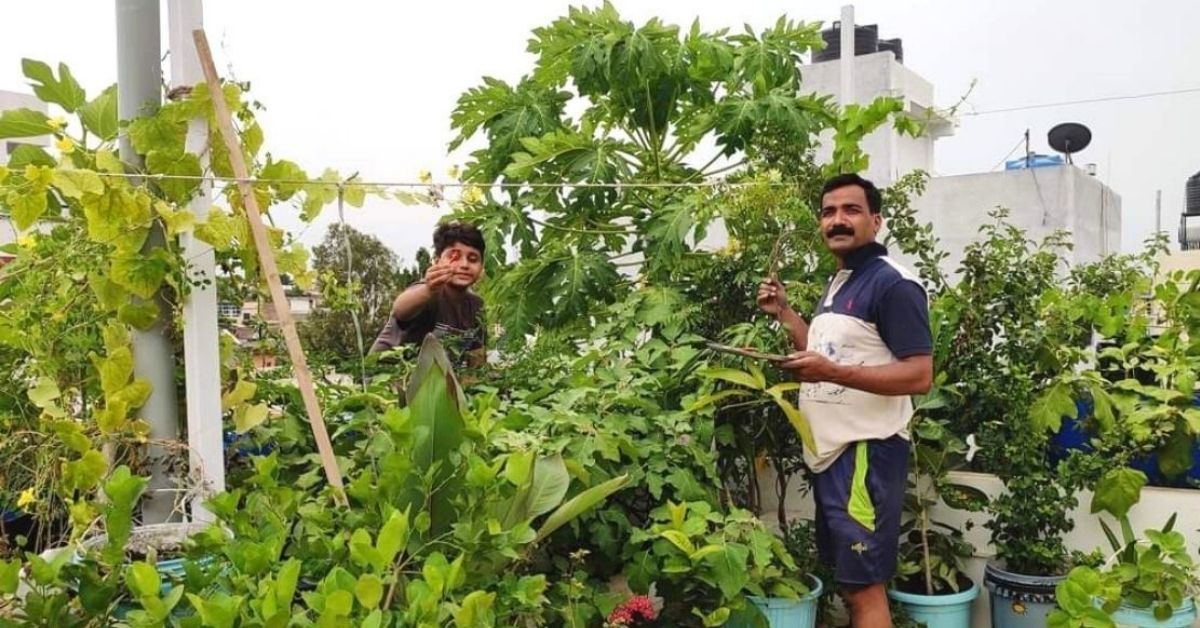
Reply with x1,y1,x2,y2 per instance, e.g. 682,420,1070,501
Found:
842,242,888,271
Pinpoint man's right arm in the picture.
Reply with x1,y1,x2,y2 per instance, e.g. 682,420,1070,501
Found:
758,277,808,351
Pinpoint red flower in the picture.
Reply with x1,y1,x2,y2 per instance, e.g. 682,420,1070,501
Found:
608,595,657,625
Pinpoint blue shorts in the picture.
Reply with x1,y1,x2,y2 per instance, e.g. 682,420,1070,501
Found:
813,435,909,588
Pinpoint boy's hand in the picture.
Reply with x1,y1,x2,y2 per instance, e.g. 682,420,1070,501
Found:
757,277,789,316
425,262,454,291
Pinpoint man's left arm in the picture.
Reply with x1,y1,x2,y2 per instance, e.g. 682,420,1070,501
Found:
782,279,932,395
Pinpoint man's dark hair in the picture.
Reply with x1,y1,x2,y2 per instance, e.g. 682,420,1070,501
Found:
821,173,883,215
433,221,486,256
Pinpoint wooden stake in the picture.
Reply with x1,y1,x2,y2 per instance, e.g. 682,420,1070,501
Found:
192,29,346,505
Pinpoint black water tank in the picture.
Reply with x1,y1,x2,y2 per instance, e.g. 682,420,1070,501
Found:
1187,170,1200,216
813,22,880,62
878,38,904,64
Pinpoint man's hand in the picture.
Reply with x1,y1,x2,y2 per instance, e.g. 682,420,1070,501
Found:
757,277,790,316
424,261,454,292
780,351,844,383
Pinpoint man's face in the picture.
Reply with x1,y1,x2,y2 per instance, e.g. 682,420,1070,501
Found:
819,184,881,257
439,242,483,289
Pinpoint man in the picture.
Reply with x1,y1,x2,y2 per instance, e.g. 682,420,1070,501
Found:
757,173,932,628
370,221,487,367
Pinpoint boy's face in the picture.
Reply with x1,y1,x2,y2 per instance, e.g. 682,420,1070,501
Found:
439,242,483,289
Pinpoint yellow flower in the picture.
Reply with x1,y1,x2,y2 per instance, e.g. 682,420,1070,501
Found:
17,233,36,249
55,136,75,154
417,169,432,184
47,116,67,131
17,487,36,508
462,185,483,205
446,165,460,180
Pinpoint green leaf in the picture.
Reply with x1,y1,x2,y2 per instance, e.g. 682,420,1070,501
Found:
699,367,764,390
221,380,257,412
195,209,238,250
0,560,20,595
699,606,732,627
504,453,571,526
7,145,55,169
7,189,49,231
126,561,161,599
118,300,161,329
354,574,384,609
110,251,171,299
1091,467,1147,518
95,149,124,173
22,59,86,112
87,270,129,309
63,449,108,494
535,474,629,542
402,335,467,538
97,346,134,395
0,108,54,139
1159,430,1195,478
504,450,535,486
234,403,269,433
688,389,750,411
145,151,201,203
376,509,410,568
706,544,750,599
765,389,817,454
79,85,118,140
454,590,496,627
1032,381,1077,434
28,376,61,408
52,168,105,199
187,592,243,628
660,530,696,556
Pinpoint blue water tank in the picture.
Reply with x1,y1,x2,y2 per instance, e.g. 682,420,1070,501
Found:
1005,153,1064,170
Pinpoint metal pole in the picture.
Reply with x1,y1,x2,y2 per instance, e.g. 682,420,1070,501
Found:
1156,189,1163,236
117,0,180,524
839,5,855,107
169,0,224,522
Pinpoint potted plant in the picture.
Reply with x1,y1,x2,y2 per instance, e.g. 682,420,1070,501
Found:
982,414,1079,628
1049,514,1198,627
889,391,987,628
629,500,820,627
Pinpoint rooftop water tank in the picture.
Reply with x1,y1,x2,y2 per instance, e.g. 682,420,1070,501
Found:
813,22,879,62
1005,153,1064,170
1186,170,1200,216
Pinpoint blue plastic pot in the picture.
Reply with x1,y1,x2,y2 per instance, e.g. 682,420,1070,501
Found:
728,575,823,628
984,562,1064,628
1109,596,1197,627
888,580,979,628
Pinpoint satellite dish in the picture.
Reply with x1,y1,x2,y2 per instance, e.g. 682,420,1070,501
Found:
1047,122,1092,164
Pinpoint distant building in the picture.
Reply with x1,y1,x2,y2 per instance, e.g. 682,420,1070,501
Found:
0,90,51,267
797,26,1120,277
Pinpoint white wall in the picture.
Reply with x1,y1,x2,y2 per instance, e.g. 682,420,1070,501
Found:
800,51,954,186
892,165,1122,279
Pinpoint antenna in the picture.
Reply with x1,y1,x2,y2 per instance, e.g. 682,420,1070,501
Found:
1047,122,1092,164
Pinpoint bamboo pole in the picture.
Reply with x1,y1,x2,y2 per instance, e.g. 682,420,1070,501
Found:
192,29,346,505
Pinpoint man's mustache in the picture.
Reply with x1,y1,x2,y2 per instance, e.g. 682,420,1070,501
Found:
825,225,855,238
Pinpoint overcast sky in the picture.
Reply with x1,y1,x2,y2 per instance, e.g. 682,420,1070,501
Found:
3,1,1198,262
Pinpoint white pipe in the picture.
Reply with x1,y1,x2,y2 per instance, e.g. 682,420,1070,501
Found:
169,0,225,523
117,0,181,524
839,5,855,106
